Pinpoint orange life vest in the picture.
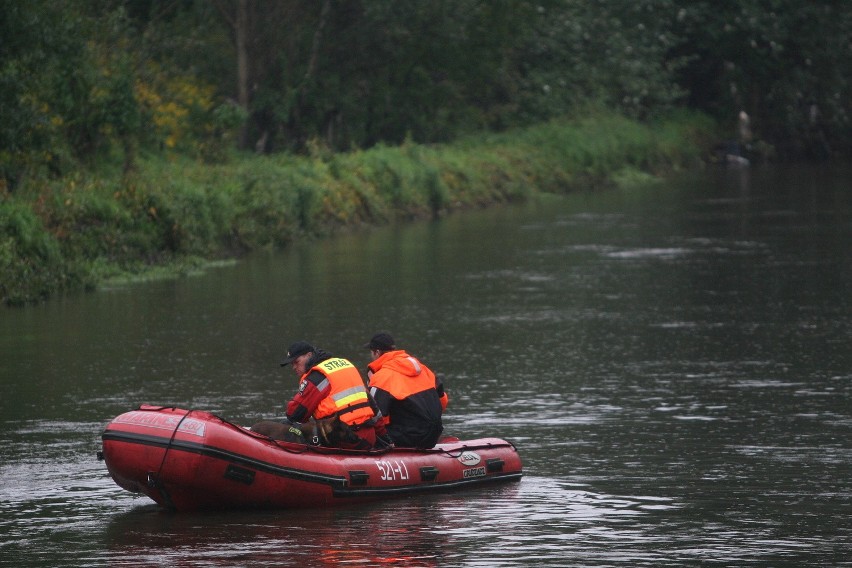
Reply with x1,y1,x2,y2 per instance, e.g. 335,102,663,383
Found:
302,357,375,426
368,351,438,400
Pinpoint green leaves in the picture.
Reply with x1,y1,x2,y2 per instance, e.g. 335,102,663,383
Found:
2,0,850,188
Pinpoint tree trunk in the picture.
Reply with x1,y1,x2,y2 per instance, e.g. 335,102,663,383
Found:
236,0,250,150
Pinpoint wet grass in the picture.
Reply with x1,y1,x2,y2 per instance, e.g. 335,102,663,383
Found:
1,110,717,306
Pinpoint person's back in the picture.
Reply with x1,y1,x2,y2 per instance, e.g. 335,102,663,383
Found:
365,333,445,448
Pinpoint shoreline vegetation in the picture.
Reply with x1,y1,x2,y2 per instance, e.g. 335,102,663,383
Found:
5,3,848,307
1,110,717,307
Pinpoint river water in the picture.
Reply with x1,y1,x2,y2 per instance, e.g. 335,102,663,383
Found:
1,164,850,567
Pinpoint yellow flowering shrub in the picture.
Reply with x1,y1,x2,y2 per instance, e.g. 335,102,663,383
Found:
135,64,215,153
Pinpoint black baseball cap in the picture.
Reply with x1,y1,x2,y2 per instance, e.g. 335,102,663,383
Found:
364,332,395,352
280,341,314,366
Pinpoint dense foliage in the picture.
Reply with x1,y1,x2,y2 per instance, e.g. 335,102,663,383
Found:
0,110,713,305
2,0,849,190
1,0,849,305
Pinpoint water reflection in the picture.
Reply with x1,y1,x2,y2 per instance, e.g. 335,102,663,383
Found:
102,502,454,566
94,478,678,567
1,165,850,566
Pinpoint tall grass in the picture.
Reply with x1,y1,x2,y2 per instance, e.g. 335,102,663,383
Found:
0,110,716,306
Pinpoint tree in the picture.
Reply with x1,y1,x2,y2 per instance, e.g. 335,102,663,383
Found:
0,1,86,188
671,0,852,158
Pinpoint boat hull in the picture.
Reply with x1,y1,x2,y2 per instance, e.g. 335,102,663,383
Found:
101,406,523,511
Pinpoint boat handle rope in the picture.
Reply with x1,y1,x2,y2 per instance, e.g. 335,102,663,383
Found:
439,441,509,459
148,408,194,495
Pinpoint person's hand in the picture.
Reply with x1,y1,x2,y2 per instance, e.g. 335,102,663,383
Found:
375,432,394,449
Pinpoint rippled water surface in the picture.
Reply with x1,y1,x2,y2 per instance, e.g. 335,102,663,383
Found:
1,165,850,566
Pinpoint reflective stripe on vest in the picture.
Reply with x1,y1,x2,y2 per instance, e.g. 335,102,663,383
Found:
333,385,370,408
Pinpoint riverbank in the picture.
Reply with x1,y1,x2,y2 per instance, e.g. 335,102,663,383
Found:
1,110,717,306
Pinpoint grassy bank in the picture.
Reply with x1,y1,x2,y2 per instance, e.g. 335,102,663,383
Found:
1,110,717,306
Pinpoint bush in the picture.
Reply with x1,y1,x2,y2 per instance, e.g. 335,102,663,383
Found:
1,109,716,306
0,200,77,305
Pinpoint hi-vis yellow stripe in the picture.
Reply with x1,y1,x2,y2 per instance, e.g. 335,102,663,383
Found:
320,358,355,373
334,389,369,408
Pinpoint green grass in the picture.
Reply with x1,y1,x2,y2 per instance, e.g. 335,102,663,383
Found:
0,109,717,306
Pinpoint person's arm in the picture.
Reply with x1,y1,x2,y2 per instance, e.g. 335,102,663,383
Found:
285,371,329,423
435,372,449,411
369,385,393,428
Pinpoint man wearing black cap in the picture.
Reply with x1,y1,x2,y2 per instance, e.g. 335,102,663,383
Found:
365,332,448,449
256,340,381,449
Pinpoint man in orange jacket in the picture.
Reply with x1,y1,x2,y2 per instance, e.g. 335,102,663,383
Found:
364,332,448,449
258,340,382,449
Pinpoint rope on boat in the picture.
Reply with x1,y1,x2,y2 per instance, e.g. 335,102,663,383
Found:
147,408,194,507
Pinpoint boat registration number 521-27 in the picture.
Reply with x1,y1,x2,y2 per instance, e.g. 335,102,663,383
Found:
375,460,410,481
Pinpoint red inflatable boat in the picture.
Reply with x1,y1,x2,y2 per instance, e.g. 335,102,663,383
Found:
100,406,523,511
